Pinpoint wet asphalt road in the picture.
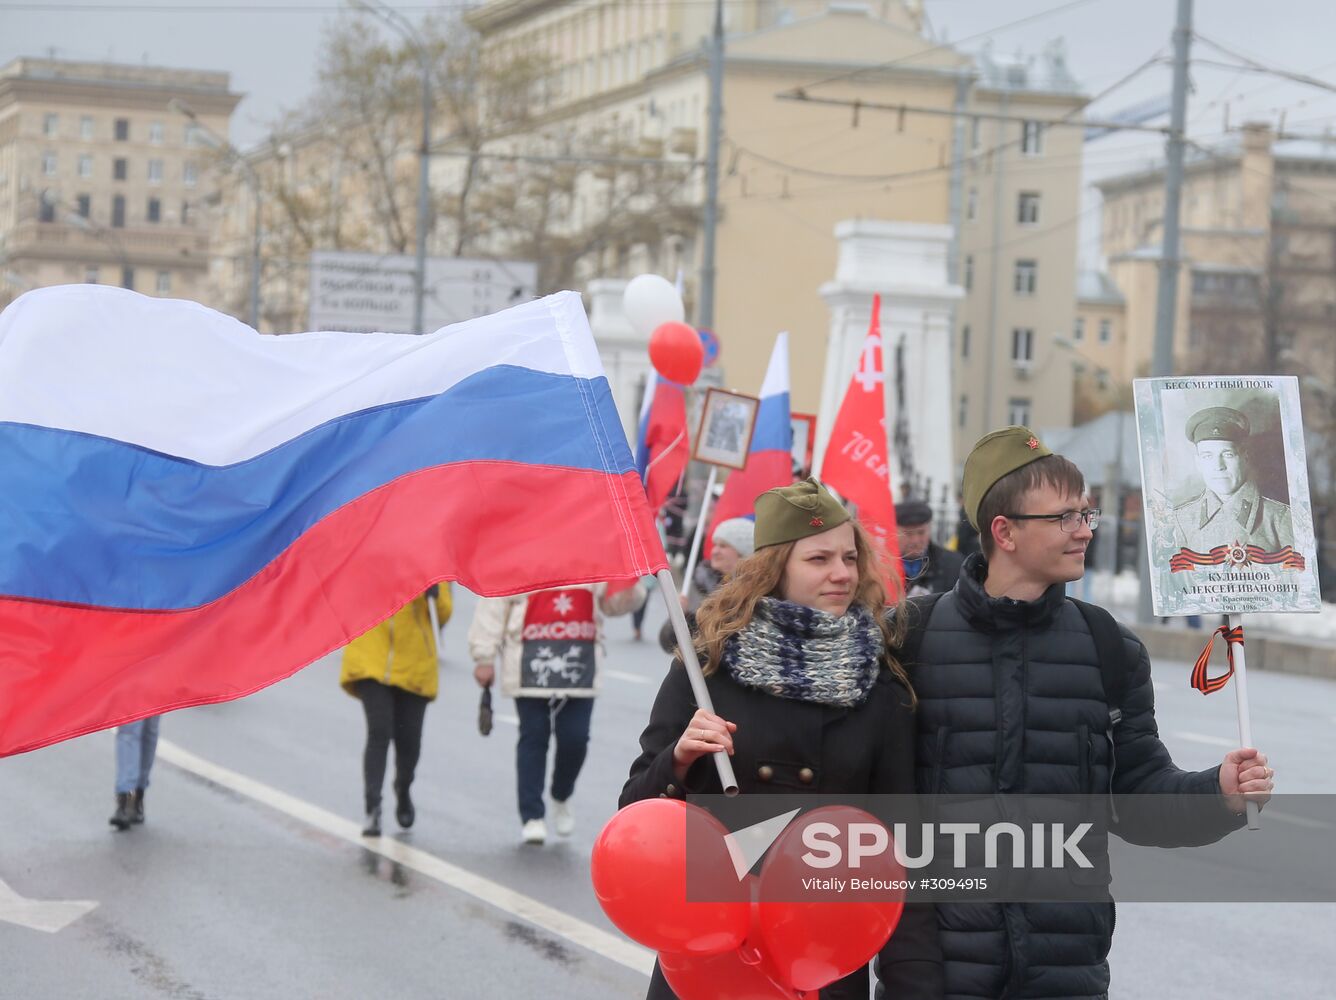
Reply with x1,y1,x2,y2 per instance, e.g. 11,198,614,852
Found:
2,587,1334,998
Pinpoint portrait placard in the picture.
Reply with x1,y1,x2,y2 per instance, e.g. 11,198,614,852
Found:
692,388,759,470
1133,375,1321,616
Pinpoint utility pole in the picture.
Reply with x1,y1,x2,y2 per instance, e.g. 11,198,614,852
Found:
698,0,724,333
1138,0,1193,624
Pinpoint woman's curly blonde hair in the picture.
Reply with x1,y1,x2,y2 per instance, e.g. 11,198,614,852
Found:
689,519,913,700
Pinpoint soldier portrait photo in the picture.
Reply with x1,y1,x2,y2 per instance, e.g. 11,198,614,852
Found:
1169,398,1295,556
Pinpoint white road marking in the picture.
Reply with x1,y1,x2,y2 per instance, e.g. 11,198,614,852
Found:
0,877,97,933
604,669,649,685
1172,730,1237,749
155,740,653,976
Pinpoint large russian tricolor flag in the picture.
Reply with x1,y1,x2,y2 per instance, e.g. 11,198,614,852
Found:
0,286,665,757
633,375,688,515
705,333,793,552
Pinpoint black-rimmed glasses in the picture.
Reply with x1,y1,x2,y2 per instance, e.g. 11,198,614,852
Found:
1004,508,1101,532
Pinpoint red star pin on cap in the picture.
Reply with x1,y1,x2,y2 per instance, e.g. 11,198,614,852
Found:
1026,436,1040,450
810,517,824,527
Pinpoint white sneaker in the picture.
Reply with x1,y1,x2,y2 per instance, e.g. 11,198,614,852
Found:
521,818,547,845
552,799,574,837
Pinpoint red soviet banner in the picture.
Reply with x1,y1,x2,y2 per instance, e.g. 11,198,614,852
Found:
819,295,903,593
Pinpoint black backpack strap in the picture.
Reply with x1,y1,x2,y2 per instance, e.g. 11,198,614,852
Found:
895,591,946,670
1069,597,1129,728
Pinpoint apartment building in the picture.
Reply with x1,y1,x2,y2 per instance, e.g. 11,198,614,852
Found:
0,58,239,309
952,43,1086,452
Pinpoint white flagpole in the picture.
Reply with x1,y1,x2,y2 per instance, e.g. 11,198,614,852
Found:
655,567,738,795
1226,613,1260,830
681,465,718,599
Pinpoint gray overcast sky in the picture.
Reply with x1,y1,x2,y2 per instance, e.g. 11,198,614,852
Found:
4,0,1334,263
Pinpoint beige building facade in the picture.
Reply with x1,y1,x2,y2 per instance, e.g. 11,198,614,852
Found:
954,45,1086,452
0,58,239,309
462,0,1087,449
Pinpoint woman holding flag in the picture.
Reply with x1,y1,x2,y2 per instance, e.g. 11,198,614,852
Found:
621,478,942,999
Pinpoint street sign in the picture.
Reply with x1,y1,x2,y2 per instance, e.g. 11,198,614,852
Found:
308,250,538,333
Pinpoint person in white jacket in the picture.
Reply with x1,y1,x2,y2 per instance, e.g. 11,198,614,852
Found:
469,582,645,844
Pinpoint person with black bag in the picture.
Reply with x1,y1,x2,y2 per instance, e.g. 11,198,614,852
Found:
894,426,1275,999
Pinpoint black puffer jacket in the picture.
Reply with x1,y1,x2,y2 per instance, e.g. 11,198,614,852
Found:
902,555,1242,1000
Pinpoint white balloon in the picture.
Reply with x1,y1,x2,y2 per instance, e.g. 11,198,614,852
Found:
622,274,685,338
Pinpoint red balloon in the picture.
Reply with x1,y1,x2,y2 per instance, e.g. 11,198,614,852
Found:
756,806,907,993
659,945,802,1000
649,321,705,385
591,799,749,955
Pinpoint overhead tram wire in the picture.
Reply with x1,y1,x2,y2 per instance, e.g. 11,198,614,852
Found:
735,50,1167,188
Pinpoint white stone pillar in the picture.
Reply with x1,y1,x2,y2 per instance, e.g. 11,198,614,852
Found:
817,220,963,505
586,278,653,446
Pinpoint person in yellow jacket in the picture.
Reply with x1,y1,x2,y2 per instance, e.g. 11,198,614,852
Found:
341,585,452,836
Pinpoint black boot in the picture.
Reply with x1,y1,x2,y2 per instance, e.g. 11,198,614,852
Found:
109,793,134,831
395,786,415,830
131,788,145,824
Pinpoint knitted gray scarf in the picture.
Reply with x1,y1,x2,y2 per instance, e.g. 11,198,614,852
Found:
720,597,883,708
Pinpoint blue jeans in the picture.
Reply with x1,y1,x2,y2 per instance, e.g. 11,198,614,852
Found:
115,717,160,794
514,696,594,822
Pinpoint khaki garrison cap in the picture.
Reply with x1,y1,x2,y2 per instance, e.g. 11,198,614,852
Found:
754,477,851,549
961,426,1053,529
1186,406,1250,444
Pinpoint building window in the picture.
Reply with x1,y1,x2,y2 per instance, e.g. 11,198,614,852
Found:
78,154,93,179
966,187,978,222
112,195,125,228
1014,259,1038,295
1021,120,1044,155
185,124,201,147
39,199,56,223
1074,317,1085,341
113,158,128,181
156,270,171,294
85,265,99,284
148,159,163,184
147,197,161,223
1018,191,1040,225
181,200,192,224
42,151,58,176
958,393,968,429
183,162,198,188
971,116,981,149
961,324,971,359
1008,397,1032,426
76,193,91,218
1099,319,1112,344
43,113,59,137
121,266,135,290
149,121,164,145
1011,327,1035,364
80,115,94,140
115,118,130,141
964,254,974,291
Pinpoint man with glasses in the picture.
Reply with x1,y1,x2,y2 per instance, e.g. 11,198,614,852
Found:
893,426,1274,1000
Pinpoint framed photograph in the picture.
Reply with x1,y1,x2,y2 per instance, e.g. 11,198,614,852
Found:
790,412,816,477
693,387,760,470
1133,375,1321,616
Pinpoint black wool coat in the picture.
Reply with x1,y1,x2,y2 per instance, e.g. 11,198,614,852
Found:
622,659,945,1000
902,555,1243,1000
